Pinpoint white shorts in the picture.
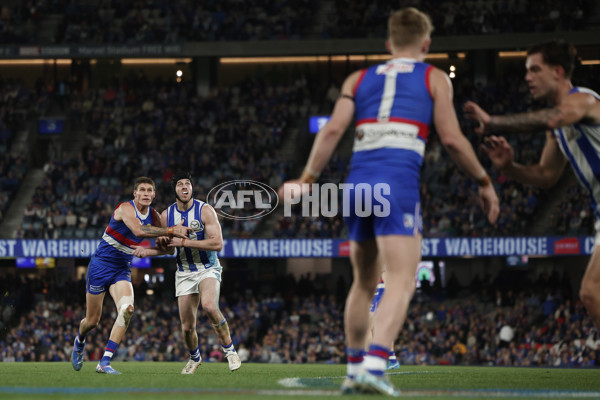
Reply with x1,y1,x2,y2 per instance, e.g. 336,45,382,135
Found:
595,220,600,245
175,267,223,297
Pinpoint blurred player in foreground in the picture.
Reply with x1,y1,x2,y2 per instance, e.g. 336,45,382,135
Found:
135,171,241,374
280,7,498,396
71,177,192,374
464,40,600,332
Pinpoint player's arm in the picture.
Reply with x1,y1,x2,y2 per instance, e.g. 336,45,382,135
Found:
278,70,358,198
300,71,358,182
465,92,599,133
169,205,223,251
117,203,192,239
133,209,174,257
482,133,568,188
430,68,499,223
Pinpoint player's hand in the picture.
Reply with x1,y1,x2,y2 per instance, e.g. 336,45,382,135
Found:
464,101,491,134
278,179,311,203
132,246,150,258
480,135,514,170
167,237,184,248
477,180,500,224
169,220,194,238
155,236,170,251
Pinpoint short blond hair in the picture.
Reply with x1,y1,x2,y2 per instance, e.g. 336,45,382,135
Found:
388,7,434,48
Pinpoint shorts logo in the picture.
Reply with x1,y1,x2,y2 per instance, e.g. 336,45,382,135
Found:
190,220,203,231
88,284,104,294
403,213,414,229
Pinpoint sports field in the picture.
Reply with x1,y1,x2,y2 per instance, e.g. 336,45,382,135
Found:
0,362,597,399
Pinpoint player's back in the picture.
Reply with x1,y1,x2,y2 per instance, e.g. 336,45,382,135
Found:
95,201,155,267
350,58,434,183
166,199,220,272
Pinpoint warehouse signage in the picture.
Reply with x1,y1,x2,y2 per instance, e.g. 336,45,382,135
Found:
0,237,595,258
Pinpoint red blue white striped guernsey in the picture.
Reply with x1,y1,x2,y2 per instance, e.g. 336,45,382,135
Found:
94,200,155,266
350,57,434,174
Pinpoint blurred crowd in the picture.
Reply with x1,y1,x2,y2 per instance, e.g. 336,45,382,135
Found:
9,63,600,239
0,0,596,45
14,73,313,239
1,269,599,368
325,0,594,39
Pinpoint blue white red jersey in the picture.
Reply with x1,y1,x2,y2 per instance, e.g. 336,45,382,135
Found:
165,199,220,272
95,200,156,267
552,87,600,218
351,57,434,172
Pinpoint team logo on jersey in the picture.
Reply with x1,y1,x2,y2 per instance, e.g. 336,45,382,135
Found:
376,62,415,75
190,220,203,231
356,129,364,140
207,180,279,220
403,213,414,229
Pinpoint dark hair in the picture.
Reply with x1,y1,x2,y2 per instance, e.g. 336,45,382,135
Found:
171,171,192,192
134,176,155,191
527,40,577,79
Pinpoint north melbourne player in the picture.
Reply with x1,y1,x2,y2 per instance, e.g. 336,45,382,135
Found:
135,171,241,374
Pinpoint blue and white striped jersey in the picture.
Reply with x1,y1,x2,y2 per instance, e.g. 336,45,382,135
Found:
552,87,600,219
166,199,221,272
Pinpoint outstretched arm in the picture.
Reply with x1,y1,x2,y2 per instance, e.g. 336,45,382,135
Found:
278,70,358,199
464,92,598,133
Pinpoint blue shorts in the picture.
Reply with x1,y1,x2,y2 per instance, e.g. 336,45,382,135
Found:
370,284,385,312
86,256,131,295
344,172,422,242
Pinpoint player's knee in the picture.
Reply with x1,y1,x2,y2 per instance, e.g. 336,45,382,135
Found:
86,315,101,328
115,296,134,327
201,302,219,318
182,327,195,338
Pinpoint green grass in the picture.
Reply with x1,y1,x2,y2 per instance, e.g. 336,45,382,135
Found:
0,362,598,399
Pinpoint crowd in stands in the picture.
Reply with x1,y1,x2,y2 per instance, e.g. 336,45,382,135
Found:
54,0,318,44
15,62,600,240
326,0,594,39
1,0,597,45
0,2,41,44
1,268,599,368
0,78,36,226
15,72,316,239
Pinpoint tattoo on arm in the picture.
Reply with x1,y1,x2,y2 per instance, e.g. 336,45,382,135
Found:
491,108,563,132
140,225,166,236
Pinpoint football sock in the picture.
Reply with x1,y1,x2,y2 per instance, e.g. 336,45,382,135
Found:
100,340,119,365
389,350,397,362
363,344,388,377
190,346,201,362
346,347,365,379
222,342,236,354
74,336,85,351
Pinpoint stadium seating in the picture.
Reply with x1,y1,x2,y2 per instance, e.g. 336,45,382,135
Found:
1,273,598,367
